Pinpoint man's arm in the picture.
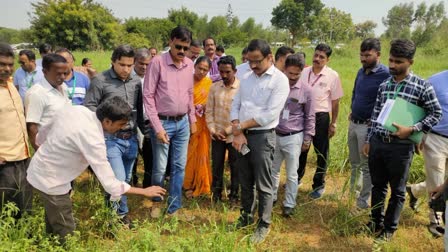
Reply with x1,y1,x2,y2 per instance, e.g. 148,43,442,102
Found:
83,77,103,112
304,87,316,141
27,123,39,150
415,82,442,132
204,85,216,135
187,77,197,134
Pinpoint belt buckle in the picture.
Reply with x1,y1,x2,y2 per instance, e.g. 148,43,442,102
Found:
382,135,392,143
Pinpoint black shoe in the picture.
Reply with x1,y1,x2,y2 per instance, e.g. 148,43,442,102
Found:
406,185,418,212
234,215,254,229
366,221,384,234
119,215,135,229
375,230,394,242
282,207,294,217
428,223,445,238
228,193,239,202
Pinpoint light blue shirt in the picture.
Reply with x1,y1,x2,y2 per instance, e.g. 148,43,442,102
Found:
65,71,90,105
429,70,448,136
230,64,289,130
13,66,44,102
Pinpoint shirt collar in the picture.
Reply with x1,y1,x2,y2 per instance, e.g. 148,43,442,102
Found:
164,51,188,69
109,68,133,81
41,77,67,92
391,72,413,85
291,80,300,89
219,78,240,89
254,64,275,78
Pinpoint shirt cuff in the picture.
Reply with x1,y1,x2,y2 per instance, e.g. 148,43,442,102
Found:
109,182,131,201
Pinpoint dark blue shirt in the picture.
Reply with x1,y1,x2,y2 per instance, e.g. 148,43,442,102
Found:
350,63,390,121
65,71,90,105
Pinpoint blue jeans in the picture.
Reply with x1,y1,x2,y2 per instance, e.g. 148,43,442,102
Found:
104,134,138,216
150,116,190,214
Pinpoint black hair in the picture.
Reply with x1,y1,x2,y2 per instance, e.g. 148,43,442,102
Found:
96,96,131,122
361,38,381,52
81,58,91,66
216,45,225,53
202,37,216,47
275,46,295,61
390,39,416,59
111,45,135,62
170,26,192,43
19,50,36,61
39,43,52,54
247,39,271,57
194,55,212,68
296,51,306,60
190,40,201,48
217,55,236,70
0,43,14,57
55,48,75,61
134,48,151,60
285,53,305,70
241,47,248,55
315,43,332,57
42,53,67,70
148,47,158,52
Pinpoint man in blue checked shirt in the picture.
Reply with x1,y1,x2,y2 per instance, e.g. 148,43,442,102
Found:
363,39,442,242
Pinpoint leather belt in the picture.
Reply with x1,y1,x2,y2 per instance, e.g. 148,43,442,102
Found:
115,131,134,140
351,118,370,124
374,134,413,144
243,128,275,135
275,130,303,137
158,114,186,121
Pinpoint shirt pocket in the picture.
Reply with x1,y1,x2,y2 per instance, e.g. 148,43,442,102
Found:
253,86,273,106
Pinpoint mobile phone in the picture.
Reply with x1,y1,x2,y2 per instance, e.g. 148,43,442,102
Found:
240,144,250,155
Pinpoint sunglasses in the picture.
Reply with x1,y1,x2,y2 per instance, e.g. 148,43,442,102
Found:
174,44,189,51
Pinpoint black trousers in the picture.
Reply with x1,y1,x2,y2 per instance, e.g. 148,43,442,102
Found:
298,112,330,190
0,158,33,218
237,131,275,228
211,140,239,200
369,135,414,232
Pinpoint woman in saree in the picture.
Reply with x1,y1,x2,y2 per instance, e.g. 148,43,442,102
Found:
183,56,213,198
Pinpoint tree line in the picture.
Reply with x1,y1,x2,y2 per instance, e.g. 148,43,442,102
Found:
0,0,446,51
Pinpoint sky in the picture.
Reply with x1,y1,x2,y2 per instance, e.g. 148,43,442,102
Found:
1,0,447,35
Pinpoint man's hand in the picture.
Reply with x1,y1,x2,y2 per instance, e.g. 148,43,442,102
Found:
156,130,169,144
0,157,6,165
190,123,197,135
141,186,166,198
391,123,413,139
430,183,446,200
212,130,227,141
301,141,311,152
415,137,425,155
362,143,370,157
328,123,337,138
232,133,247,152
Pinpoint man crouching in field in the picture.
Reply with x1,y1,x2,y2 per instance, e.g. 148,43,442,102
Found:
26,96,166,243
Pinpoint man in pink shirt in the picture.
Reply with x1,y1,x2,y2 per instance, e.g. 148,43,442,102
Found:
297,43,343,199
143,26,197,218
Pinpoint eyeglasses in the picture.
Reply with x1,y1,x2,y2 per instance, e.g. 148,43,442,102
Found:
248,57,266,65
174,44,189,51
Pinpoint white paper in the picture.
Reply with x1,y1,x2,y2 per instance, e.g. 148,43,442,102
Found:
282,109,290,120
376,99,395,126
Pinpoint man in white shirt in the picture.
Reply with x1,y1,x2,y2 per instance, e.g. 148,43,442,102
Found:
229,39,289,244
27,96,166,242
25,54,71,150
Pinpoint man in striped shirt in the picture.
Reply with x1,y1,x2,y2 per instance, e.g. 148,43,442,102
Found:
363,39,442,242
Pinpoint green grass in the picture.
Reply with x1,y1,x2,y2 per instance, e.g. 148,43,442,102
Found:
3,42,445,251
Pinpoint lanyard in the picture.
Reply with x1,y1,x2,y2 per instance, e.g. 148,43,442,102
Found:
386,80,405,100
67,74,77,100
308,71,322,87
26,71,37,89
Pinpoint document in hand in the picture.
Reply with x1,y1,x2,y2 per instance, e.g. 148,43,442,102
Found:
376,97,426,144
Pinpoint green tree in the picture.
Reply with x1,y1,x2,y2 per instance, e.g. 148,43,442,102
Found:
168,7,199,31
311,7,354,43
29,0,122,50
411,2,445,46
382,3,414,39
124,17,175,49
355,21,377,40
207,16,228,41
271,0,324,46
0,27,30,44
